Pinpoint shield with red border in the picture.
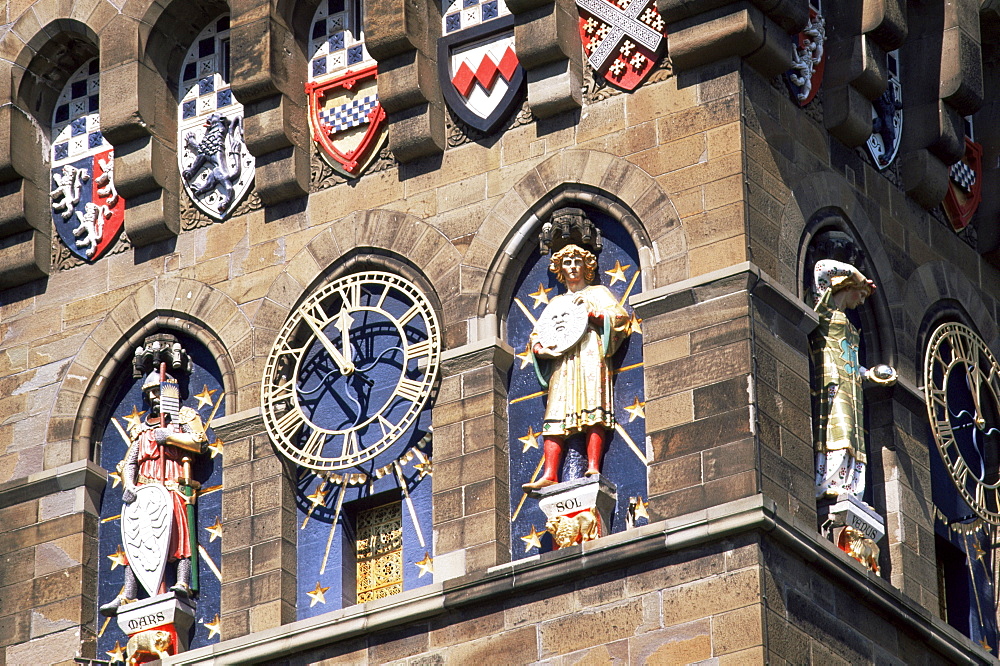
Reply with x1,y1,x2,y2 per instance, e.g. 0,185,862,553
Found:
943,137,983,232
307,65,387,177
786,6,826,106
577,0,666,92
439,0,524,134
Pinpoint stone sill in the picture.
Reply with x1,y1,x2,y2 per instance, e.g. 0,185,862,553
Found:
0,459,106,509
166,494,991,665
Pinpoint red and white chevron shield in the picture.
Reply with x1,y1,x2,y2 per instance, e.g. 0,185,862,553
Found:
440,0,524,134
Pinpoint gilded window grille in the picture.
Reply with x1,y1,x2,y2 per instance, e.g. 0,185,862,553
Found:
355,503,403,604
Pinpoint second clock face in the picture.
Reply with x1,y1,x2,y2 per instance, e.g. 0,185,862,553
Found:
925,322,1000,524
262,272,441,470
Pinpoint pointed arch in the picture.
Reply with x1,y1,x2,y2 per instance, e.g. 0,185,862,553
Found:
464,149,684,329
51,277,248,463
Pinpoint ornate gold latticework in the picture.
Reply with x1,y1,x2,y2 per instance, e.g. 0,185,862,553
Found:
356,503,403,604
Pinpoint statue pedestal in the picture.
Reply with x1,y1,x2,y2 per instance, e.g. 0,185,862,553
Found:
819,494,884,574
532,476,616,549
117,592,196,663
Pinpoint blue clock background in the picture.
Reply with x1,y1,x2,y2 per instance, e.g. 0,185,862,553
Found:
293,277,436,618
96,333,225,658
506,211,648,559
928,349,999,649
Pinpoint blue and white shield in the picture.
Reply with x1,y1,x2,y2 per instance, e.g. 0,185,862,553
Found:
177,16,255,220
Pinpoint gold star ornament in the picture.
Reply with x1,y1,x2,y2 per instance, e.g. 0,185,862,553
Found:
194,385,218,409
414,459,434,478
519,426,541,453
521,525,545,552
204,613,222,640
415,552,434,577
205,516,223,542
628,313,642,335
633,496,649,521
307,582,330,607
979,638,992,653
972,542,987,561
123,406,146,433
307,486,328,508
624,397,645,422
516,342,534,370
208,438,224,459
109,470,123,489
107,640,127,664
108,545,128,570
605,260,631,286
528,283,553,308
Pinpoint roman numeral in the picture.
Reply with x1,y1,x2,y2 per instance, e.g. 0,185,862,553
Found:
395,378,426,403
267,378,296,404
275,408,306,437
303,429,327,457
398,304,421,327
341,431,359,459
406,339,432,362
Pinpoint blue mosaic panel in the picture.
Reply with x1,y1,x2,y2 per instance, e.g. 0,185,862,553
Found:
96,334,226,658
506,212,648,559
308,0,374,83
51,58,110,168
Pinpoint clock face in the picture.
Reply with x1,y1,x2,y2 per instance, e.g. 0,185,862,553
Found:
262,272,441,470
924,322,1000,524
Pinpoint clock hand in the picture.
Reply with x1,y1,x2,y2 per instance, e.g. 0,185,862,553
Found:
304,315,354,375
336,309,353,369
966,363,986,429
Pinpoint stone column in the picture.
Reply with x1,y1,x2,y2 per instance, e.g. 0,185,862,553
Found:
432,338,514,578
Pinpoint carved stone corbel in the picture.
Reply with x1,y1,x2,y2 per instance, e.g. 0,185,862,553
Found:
365,0,446,162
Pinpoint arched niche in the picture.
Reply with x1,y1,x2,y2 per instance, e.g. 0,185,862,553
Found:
91,328,228,658
501,203,649,559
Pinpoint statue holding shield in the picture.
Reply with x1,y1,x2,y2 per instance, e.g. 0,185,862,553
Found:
100,334,208,616
522,243,630,490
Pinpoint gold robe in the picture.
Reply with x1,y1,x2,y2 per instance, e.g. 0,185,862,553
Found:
531,285,629,437
812,287,866,463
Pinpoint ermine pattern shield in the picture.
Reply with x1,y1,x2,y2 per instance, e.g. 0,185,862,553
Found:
786,6,825,106
178,16,255,219
944,137,983,232
121,484,173,597
307,0,387,177
577,0,666,91
439,0,524,134
50,58,124,262
866,50,902,170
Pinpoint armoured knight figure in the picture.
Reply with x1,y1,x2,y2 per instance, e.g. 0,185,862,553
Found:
100,337,208,616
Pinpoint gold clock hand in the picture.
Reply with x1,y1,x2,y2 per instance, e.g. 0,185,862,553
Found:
337,309,353,368
304,313,354,375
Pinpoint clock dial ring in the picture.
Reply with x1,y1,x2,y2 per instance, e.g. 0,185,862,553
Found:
262,271,441,470
924,322,1000,524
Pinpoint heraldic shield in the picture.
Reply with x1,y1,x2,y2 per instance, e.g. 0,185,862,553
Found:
50,58,124,262
577,0,667,92
177,16,255,220
866,50,903,171
440,0,524,134
307,0,387,177
944,137,983,232
121,484,174,597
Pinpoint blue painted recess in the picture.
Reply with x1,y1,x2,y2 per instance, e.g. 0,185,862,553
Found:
294,283,435,619
96,334,225,658
507,210,648,558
